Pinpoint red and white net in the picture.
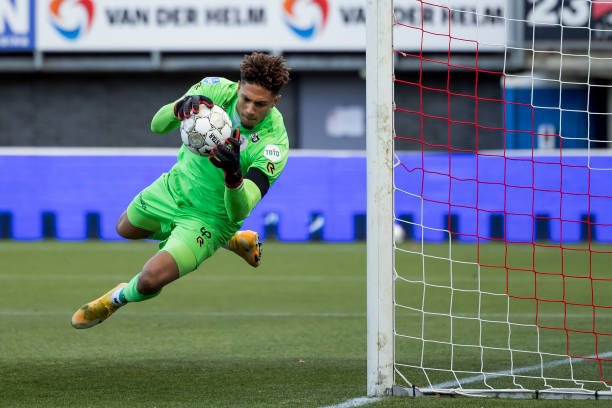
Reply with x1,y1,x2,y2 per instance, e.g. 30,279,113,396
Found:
392,0,612,394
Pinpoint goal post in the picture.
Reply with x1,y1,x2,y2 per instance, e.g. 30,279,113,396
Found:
366,0,395,397
367,0,612,399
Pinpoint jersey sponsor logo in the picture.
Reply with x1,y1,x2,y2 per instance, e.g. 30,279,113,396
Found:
49,0,95,41
250,132,260,143
202,77,221,85
282,0,328,39
266,162,276,175
263,144,282,163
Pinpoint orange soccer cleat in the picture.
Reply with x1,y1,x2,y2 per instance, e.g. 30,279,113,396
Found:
228,230,262,268
71,283,128,329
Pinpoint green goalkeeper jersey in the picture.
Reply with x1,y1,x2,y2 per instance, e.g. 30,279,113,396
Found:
150,77,289,229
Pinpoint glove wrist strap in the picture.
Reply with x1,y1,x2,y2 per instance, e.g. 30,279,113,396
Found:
224,172,243,189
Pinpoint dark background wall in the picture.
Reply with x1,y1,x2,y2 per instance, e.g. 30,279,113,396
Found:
394,69,504,152
0,70,504,150
299,73,367,150
0,71,299,148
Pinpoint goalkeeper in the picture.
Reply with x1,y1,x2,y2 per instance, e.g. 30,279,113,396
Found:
71,52,290,329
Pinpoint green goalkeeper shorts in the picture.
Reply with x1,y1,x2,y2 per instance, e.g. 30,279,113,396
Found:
126,173,235,275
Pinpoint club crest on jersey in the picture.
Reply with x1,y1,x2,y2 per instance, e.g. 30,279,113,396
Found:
264,144,282,163
250,132,260,143
202,77,221,85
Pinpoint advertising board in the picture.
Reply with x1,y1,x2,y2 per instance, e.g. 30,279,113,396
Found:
36,0,508,52
525,0,612,47
0,0,34,51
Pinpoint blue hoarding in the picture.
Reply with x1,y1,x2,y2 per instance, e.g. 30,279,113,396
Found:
1,152,611,243
0,0,34,51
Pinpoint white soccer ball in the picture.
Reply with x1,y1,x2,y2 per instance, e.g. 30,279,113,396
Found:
393,223,406,244
179,105,233,156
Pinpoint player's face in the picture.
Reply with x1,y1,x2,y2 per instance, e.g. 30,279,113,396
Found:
236,81,280,129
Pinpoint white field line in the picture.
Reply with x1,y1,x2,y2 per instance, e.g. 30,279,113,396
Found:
451,313,612,319
454,313,612,319
0,272,589,284
319,397,382,408
0,310,365,318
2,309,608,320
427,350,612,390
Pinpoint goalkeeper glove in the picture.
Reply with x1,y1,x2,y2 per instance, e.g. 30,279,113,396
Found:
173,95,214,120
209,129,243,189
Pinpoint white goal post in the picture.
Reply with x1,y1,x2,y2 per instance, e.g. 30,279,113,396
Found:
366,0,612,399
366,0,395,397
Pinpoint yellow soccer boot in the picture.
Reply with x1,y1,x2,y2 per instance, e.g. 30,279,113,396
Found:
228,230,262,267
71,283,128,329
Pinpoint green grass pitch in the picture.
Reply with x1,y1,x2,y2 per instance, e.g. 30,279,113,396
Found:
0,241,610,407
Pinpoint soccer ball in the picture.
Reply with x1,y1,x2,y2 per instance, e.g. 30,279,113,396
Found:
179,105,233,156
393,223,406,244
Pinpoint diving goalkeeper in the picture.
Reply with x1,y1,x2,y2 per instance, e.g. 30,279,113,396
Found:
71,52,290,329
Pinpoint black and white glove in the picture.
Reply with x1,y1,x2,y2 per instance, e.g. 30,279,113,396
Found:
209,129,243,189
173,95,214,120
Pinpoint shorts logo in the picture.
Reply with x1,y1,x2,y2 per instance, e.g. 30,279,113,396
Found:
138,193,147,210
196,226,212,247
263,144,282,163
250,132,260,143
266,162,276,175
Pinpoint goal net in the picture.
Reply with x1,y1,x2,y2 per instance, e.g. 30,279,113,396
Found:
367,0,612,399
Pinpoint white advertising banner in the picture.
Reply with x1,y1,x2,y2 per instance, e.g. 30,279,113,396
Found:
36,0,508,52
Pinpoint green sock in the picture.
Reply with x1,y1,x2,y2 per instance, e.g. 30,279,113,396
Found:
122,272,161,303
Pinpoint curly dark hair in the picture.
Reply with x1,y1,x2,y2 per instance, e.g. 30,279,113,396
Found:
240,52,290,95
